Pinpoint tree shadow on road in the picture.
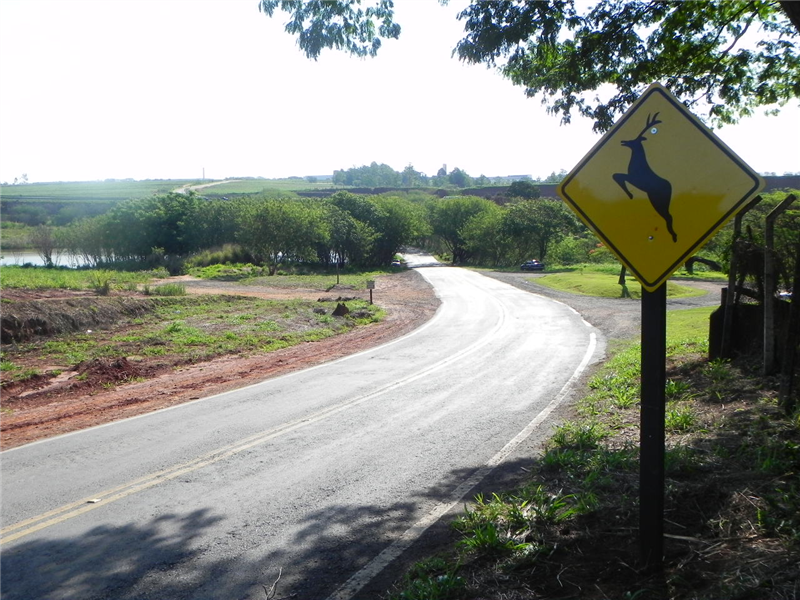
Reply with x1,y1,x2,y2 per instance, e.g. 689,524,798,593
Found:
1,509,230,600
1,458,535,600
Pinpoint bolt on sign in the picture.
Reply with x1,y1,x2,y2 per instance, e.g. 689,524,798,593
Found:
558,82,764,291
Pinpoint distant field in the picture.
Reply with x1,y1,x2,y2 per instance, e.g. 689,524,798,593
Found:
194,178,335,196
0,180,199,203
0,178,338,203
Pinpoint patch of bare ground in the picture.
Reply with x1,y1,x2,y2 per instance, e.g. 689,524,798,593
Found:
0,269,439,449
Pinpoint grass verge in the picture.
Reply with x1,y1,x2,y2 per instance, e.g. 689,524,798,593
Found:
533,272,706,299
389,309,799,600
0,265,167,291
188,263,399,290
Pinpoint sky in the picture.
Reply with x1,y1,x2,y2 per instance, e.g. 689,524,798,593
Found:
1,0,798,184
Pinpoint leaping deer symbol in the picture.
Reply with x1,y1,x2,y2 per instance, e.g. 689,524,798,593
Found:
612,112,678,243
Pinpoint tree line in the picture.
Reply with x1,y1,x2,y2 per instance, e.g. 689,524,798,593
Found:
50,191,425,274
24,186,799,296
332,162,486,188
331,162,553,189
33,189,594,272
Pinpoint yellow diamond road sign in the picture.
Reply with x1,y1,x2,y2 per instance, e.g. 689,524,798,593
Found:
558,82,765,291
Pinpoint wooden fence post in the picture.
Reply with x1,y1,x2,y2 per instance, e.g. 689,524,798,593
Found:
721,196,761,358
779,240,800,413
764,194,797,374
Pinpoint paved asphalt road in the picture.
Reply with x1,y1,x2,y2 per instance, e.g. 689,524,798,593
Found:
1,253,600,600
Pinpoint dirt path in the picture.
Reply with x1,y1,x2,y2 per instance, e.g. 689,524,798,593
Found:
172,179,241,194
0,270,440,449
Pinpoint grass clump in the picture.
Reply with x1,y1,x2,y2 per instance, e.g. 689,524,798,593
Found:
184,244,255,268
388,557,465,600
144,283,186,296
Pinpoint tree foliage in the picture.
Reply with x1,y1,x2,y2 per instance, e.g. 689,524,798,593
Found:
30,225,57,268
703,190,800,292
457,0,800,131
429,195,497,264
259,1,800,132
258,0,400,59
327,191,428,265
501,198,579,262
370,194,430,264
506,180,541,200
237,198,329,274
447,167,472,188
333,162,405,187
460,203,509,266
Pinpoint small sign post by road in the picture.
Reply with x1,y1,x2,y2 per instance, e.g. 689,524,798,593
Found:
558,82,764,569
366,280,375,304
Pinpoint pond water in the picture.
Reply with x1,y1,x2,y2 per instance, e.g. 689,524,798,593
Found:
0,250,86,268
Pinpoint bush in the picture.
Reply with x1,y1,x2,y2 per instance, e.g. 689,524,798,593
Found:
145,283,186,296
184,244,255,268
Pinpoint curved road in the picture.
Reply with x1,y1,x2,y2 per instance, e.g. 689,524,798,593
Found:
1,254,600,600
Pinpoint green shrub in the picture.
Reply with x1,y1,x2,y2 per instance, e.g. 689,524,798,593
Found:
152,283,186,296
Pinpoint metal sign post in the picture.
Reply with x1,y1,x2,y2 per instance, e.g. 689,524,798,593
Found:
366,280,375,304
640,283,667,568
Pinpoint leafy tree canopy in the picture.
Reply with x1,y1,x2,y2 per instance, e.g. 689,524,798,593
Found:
506,180,541,199
448,167,472,188
260,1,800,132
333,162,428,187
259,0,400,59
429,195,497,263
333,161,402,187
502,197,579,261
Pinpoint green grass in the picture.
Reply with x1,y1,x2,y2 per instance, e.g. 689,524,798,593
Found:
667,306,714,353
671,268,728,281
187,263,267,280
389,557,466,600
0,265,166,290
145,283,186,296
539,263,727,282
533,272,706,299
665,401,699,432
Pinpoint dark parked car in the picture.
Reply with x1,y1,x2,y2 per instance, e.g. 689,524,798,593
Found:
520,260,545,271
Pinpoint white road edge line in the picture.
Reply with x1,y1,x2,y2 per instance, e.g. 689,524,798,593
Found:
327,331,598,600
